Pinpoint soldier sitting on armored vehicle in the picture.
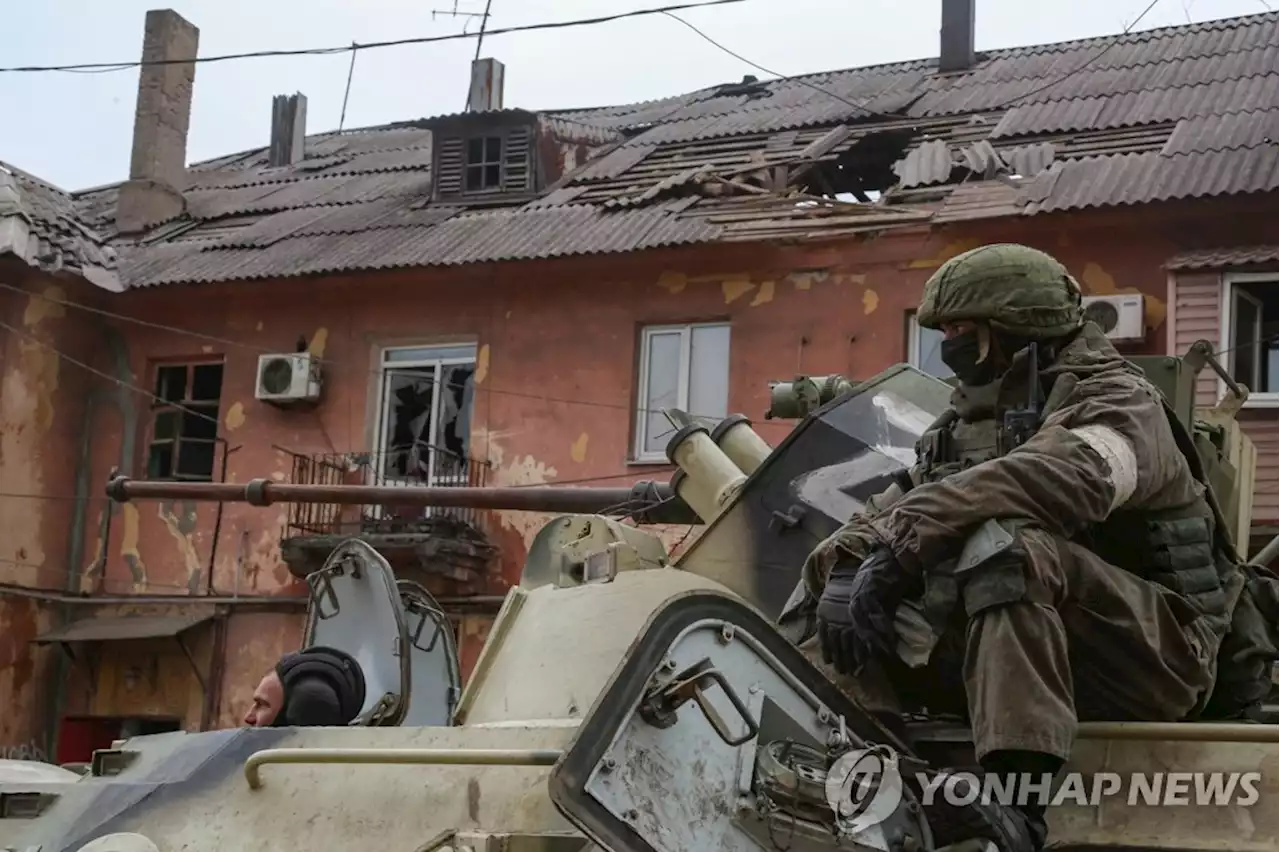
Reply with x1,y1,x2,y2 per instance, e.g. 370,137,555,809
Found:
785,244,1278,852
243,645,366,727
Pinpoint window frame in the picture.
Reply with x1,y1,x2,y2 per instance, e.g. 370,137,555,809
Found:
463,133,505,194
372,343,479,486
1219,271,1278,408
632,321,731,463
146,359,224,482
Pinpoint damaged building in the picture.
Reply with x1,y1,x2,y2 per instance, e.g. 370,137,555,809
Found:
0,3,1276,762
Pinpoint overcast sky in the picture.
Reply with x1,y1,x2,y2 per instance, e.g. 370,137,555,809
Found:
2,0,1271,190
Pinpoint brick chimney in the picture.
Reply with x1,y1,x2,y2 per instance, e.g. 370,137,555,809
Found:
467,58,505,112
115,9,199,235
938,0,976,73
268,93,307,168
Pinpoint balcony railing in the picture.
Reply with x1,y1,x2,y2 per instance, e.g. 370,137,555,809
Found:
280,442,491,540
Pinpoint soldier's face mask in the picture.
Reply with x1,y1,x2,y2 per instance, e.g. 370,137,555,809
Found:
940,325,1002,386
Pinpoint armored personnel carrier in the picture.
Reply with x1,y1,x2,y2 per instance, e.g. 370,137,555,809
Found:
2,343,1275,852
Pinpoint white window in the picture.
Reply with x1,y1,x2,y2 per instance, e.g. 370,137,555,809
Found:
634,323,730,462
1220,273,1278,408
374,343,478,493
908,312,953,380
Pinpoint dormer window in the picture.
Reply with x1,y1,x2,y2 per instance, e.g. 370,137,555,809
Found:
431,117,535,201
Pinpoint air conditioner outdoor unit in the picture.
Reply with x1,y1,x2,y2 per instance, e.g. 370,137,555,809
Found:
255,352,323,406
1081,294,1146,344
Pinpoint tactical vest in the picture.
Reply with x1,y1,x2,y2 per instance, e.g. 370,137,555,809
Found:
913,406,1229,626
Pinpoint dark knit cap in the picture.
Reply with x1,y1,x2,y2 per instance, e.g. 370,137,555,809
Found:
272,645,366,727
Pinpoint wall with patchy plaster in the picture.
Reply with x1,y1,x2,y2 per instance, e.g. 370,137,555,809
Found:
18,193,1267,734
0,260,115,755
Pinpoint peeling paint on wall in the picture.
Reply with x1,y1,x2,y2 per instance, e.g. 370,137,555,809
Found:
81,509,106,593
474,428,558,546
0,289,66,579
1081,261,1168,330
119,504,148,587
656,271,687,294
789,270,830,291
224,401,246,431
569,432,589,463
862,289,880,315
721,276,754,304
749,280,776,307
158,501,202,594
308,327,329,358
475,344,491,384
21,285,66,327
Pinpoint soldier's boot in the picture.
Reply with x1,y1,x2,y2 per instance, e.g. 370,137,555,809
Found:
924,750,1060,852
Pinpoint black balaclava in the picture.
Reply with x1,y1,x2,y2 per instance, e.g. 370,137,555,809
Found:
940,324,1037,387
272,645,367,727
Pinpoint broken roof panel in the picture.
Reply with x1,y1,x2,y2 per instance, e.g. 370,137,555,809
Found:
0,163,117,288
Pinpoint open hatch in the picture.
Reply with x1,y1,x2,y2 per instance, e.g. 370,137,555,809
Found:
303,539,460,727
547,589,929,852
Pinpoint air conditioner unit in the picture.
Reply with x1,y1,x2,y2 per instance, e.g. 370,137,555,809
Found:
1081,294,1146,344
255,352,322,406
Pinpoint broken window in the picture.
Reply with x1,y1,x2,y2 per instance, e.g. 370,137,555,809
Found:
634,323,731,462
907,311,953,380
376,344,477,489
147,361,224,481
465,135,504,193
1223,275,1279,404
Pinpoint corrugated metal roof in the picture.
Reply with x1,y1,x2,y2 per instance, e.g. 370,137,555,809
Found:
33,612,213,643
122,202,721,287
1165,244,1279,269
38,10,1276,288
1024,145,1279,212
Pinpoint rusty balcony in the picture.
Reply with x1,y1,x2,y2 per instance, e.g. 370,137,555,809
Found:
277,443,498,584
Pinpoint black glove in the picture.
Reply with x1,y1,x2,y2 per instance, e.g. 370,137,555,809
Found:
816,547,912,675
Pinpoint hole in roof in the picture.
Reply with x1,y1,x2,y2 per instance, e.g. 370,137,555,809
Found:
800,130,914,202
709,75,772,100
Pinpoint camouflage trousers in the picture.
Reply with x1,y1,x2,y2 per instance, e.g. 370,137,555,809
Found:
801,527,1219,762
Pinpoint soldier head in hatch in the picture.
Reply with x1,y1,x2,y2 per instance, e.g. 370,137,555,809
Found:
243,645,366,727
916,243,1085,386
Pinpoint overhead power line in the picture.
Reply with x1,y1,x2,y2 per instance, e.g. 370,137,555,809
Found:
660,0,1168,121
0,0,747,74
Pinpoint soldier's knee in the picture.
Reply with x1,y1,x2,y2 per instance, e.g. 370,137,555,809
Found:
961,551,1031,618
953,519,1038,618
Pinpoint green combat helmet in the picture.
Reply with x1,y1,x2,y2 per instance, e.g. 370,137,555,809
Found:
917,243,1085,339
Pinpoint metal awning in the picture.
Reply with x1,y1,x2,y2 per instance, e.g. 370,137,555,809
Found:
32,613,213,645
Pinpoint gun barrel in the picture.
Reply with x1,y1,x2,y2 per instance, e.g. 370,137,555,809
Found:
104,474,697,524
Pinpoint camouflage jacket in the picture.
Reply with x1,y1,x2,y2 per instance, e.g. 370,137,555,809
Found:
801,323,1210,596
